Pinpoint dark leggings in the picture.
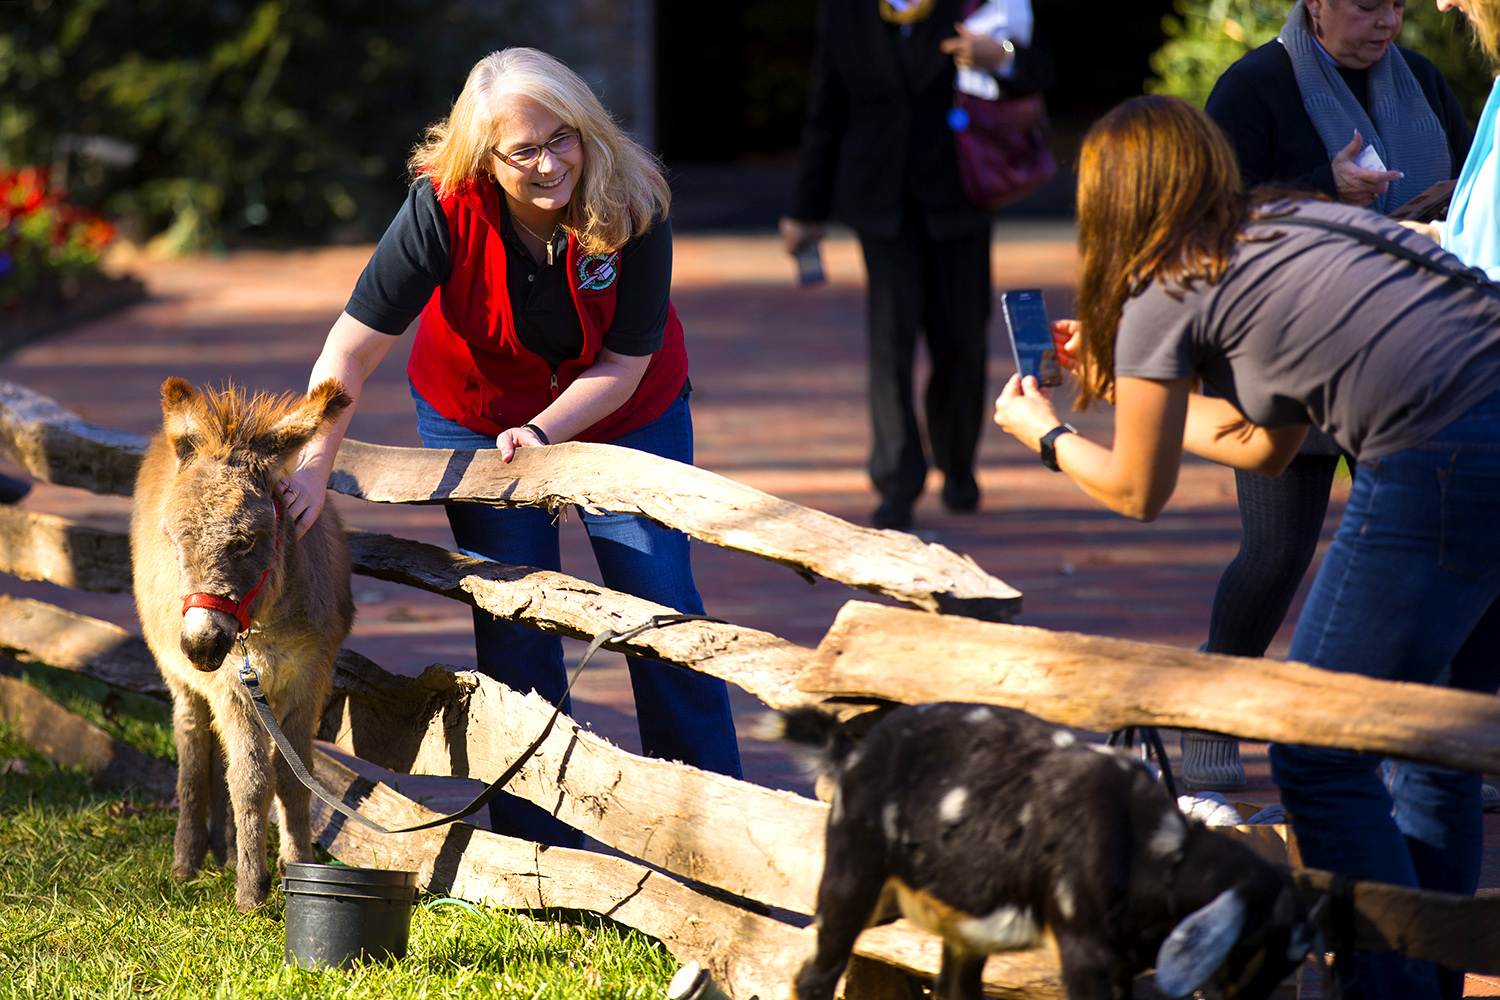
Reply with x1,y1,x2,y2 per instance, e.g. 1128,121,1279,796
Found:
1206,453,1344,657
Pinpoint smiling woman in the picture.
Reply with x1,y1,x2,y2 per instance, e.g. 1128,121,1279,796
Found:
277,48,743,848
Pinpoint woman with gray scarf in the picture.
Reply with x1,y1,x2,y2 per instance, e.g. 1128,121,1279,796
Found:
1177,0,1471,793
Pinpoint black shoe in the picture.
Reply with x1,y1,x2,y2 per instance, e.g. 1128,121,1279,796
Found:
872,497,913,530
941,476,979,513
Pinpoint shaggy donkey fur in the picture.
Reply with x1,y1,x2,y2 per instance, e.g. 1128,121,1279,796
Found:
772,703,1322,1000
131,378,353,912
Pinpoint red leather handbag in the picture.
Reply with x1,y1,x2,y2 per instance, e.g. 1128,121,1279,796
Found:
949,0,1057,211
952,88,1057,211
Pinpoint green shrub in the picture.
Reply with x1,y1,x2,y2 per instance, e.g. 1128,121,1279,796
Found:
0,0,518,251
1147,0,1495,116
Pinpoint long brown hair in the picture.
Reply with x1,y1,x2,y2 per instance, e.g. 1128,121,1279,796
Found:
407,48,670,255
1072,95,1248,408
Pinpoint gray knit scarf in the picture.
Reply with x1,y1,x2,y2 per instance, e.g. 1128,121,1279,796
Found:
1279,0,1450,212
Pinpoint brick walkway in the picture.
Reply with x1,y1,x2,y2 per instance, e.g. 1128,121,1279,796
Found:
1,228,1495,994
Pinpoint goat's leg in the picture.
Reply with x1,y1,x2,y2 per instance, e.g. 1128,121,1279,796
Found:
795,833,888,1000
270,692,319,873
933,944,986,1000
217,694,276,912
1053,930,1128,1000
168,685,213,882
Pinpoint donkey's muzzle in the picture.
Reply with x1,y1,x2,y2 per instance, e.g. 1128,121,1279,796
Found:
181,617,236,672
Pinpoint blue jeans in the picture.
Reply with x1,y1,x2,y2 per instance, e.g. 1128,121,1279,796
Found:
1270,388,1500,1000
412,386,742,845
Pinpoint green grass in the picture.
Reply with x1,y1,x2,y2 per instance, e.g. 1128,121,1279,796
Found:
10,661,177,763
0,719,678,999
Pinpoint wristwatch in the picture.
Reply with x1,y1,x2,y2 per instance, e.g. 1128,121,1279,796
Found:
1039,424,1078,472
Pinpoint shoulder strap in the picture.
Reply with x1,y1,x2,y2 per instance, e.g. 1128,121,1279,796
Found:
1252,213,1499,294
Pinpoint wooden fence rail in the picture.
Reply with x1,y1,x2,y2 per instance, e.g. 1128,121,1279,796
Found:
2,377,1499,999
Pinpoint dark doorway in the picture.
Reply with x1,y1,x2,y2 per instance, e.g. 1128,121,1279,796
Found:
656,0,818,163
655,1,1177,228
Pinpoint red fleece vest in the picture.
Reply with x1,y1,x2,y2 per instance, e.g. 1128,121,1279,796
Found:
406,177,687,441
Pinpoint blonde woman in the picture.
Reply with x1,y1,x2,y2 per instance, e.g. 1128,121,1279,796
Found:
283,48,740,847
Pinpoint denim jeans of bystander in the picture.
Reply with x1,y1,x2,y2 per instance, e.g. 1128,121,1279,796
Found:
1271,387,1500,1000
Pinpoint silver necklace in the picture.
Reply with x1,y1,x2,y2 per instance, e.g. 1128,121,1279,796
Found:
512,215,560,266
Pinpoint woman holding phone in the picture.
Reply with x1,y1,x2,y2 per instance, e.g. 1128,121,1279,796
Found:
1187,0,1471,792
993,94,1500,1000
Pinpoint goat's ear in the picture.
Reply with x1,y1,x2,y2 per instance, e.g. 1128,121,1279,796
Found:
1153,887,1247,998
257,379,353,461
160,377,204,465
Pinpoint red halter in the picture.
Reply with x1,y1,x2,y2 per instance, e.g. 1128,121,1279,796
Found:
181,499,282,634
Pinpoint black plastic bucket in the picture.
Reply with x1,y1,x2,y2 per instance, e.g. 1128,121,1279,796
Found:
282,862,419,969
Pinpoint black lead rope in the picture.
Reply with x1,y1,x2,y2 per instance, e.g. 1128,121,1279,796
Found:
1107,725,1179,801
238,612,723,836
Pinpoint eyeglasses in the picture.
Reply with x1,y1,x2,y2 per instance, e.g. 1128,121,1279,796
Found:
492,131,580,169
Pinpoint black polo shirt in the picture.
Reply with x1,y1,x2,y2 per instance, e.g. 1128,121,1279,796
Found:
346,176,673,368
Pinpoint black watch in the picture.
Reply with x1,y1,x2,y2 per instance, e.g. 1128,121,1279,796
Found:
1039,423,1078,472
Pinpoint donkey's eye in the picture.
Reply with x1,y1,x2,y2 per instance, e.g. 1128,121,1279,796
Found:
229,533,257,554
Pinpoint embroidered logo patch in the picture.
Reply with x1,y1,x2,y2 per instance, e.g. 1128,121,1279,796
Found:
576,252,620,291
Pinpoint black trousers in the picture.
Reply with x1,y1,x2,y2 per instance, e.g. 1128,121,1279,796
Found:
1206,453,1344,656
857,207,992,505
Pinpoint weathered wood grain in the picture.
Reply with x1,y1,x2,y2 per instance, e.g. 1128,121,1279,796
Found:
308,748,814,1000
802,602,1500,775
1293,869,1500,975
0,378,1021,622
0,671,175,797
0,379,145,495
331,438,1022,622
0,595,165,697
850,921,1065,1000
0,505,132,592
347,528,817,709
322,648,829,915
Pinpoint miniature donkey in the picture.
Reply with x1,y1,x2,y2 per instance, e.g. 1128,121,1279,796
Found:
773,703,1323,1000
130,377,354,911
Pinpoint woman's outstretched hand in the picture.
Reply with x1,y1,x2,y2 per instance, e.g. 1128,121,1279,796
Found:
993,373,1062,454
496,423,550,463
279,464,327,539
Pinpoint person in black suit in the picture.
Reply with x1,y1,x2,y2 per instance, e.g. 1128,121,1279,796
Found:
780,0,1050,530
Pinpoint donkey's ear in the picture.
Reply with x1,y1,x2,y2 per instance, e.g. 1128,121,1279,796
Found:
160,378,205,464
258,378,353,460
1154,887,1247,997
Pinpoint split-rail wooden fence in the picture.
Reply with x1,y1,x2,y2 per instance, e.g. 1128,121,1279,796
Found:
1,376,1497,1000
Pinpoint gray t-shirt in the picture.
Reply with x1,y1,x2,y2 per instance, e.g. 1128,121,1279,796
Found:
1114,200,1500,462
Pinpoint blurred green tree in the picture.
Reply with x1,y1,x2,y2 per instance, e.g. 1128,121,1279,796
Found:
1146,0,1495,118
0,0,516,251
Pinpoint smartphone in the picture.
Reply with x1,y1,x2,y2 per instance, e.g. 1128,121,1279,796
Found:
1388,179,1456,222
794,241,826,287
1001,289,1062,388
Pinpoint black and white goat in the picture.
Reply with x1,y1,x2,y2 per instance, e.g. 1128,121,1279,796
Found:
770,702,1322,1000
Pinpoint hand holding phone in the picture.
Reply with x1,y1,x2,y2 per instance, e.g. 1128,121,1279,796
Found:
1001,289,1062,388
793,241,826,287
